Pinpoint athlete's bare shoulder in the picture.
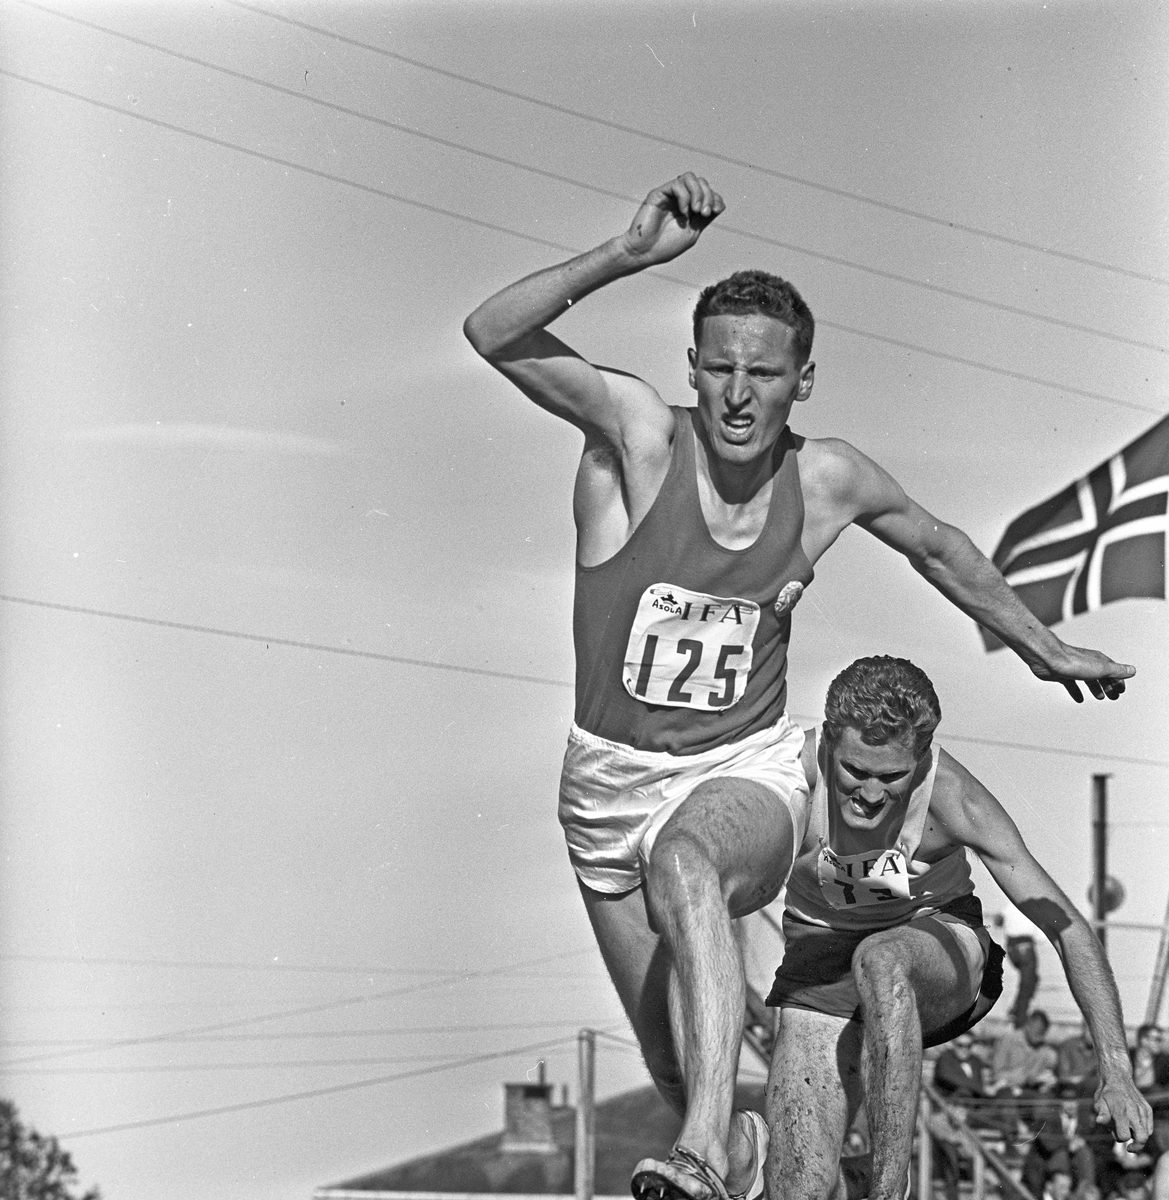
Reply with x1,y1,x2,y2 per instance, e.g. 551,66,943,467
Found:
924,748,1020,856
591,364,676,455
792,434,879,561
796,432,886,492
573,376,678,566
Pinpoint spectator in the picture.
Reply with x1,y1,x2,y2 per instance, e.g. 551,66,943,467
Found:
1131,1026,1169,1153
1060,1023,1102,1096
1131,1027,1169,1093
1045,1169,1076,1200
928,1099,971,1200
997,902,1042,1028
1023,1088,1098,1200
936,1033,993,1100
1106,1129,1169,1200
1111,1170,1150,1200
993,1009,1059,1094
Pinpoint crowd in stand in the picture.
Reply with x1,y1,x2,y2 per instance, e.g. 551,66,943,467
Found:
927,1016,1169,1200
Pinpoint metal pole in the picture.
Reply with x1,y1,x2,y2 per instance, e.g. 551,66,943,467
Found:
917,1092,932,1200
1145,889,1169,1026
575,1029,596,1200
973,1143,986,1200
1092,774,1109,954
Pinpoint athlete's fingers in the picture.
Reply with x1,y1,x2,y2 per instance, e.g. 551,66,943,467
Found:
674,172,721,221
1086,678,1106,701
693,177,718,218
678,172,710,216
1063,680,1084,703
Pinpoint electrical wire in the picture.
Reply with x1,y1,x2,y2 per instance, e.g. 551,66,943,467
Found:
1,1020,617,1048
224,0,1169,289
5,595,1167,769
0,944,596,1069
0,593,573,690
17,2,1166,356
0,67,1160,417
0,951,460,977
63,1033,579,1139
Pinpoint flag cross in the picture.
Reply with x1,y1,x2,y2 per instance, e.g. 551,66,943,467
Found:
981,414,1169,648
998,458,1167,620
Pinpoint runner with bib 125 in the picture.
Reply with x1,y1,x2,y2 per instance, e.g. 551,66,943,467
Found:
463,173,1134,1200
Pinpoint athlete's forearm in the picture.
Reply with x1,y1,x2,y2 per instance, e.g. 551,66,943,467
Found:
911,523,1067,668
463,236,644,359
1050,918,1132,1082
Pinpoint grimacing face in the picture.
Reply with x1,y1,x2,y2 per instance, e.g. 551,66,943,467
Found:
688,313,813,468
828,725,922,832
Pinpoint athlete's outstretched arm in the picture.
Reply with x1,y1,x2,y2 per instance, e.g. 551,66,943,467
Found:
936,756,1152,1148
462,174,724,440
815,440,1134,701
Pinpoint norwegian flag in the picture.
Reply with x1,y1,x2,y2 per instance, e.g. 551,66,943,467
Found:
980,414,1169,650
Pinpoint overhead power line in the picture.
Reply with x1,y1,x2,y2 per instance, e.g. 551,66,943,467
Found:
4,1053,484,1074
0,942,596,1069
5,595,1168,769
1,951,458,977
63,1033,579,1139
1,68,1161,416
19,2,1166,356
1,1019,612,1048
226,0,1169,289
0,593,572,690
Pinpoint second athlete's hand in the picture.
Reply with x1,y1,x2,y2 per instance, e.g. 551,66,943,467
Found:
1025,642,1135,702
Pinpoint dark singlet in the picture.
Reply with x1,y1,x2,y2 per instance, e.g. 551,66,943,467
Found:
572,406,813,756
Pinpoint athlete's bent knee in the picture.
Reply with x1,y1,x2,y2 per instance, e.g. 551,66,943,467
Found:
852,941,912,1007
646,829,718,904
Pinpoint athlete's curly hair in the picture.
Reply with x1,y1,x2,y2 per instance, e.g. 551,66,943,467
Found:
692,270,815,364
823,656,941,758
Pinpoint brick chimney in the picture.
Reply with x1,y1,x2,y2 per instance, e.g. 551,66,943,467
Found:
501,1071,558,1155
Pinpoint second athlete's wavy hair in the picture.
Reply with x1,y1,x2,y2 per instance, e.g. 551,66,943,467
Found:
823,656,941,758
692,270,815,364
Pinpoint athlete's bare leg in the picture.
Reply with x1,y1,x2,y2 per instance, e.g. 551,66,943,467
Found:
579,881,685,1112
851,923,982,1200
579,775,798,1197
765,922,984,1200
766,1008,860,1200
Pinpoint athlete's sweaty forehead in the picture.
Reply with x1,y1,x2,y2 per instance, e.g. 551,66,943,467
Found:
693,311,804,365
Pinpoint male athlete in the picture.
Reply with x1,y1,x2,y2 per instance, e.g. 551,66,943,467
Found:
463,173,1133,1200
765,656,1150,1200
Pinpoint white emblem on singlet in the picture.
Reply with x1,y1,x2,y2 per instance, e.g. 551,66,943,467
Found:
774,580,804,616
816,841,914,909
623,583,760,710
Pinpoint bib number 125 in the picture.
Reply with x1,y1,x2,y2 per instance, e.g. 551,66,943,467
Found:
622,584,759,711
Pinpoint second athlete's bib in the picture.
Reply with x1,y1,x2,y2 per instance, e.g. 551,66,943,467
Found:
816,841,913,908
622,583,760,711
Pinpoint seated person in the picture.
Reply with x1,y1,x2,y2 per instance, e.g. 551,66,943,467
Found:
1131,1027,1169,1162
1023,1088,1099,1199
1110,1169,1151,1200
993,1009,1059,1095
1060,1024,1102,1097
935,1033,991,1100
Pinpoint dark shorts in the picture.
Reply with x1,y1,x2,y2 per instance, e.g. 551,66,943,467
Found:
764,894,1005,1048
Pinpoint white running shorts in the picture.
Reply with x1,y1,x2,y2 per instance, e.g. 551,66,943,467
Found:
558,714,809,894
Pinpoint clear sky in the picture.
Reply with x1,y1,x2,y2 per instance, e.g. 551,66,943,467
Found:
2,1,1167,1197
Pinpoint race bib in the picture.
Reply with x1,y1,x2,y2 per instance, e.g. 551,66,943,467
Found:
622,583,759,710
816,842,913,909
